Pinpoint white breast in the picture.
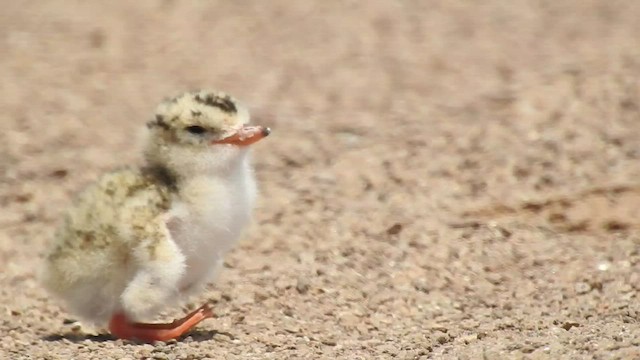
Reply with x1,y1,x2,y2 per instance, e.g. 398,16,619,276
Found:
168,163,256,293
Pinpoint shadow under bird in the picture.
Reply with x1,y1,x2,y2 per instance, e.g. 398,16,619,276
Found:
41,90,270,342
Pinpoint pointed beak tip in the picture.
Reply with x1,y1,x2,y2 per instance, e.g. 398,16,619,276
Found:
262,127,271,137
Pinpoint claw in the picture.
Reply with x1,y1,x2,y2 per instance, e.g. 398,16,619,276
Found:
108,303,214,342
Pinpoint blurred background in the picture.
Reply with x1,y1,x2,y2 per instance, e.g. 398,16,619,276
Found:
1,1,640,358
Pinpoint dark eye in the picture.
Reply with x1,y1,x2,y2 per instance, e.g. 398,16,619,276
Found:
185,125,206,135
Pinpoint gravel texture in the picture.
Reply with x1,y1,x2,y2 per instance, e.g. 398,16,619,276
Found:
1,1,640,359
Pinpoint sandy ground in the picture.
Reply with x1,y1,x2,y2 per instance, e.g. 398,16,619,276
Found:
1,1,640,359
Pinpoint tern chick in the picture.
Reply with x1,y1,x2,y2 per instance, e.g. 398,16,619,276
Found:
41,90,270,342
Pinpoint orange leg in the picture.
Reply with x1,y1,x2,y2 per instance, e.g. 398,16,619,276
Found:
108,303,213,342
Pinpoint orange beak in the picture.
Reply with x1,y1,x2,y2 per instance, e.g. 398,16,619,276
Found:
213,125,271,146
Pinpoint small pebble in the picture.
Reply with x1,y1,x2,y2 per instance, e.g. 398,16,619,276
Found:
296,276,310,294
575,282,591,294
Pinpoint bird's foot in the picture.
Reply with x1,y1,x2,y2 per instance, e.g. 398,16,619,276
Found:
108,303,214,342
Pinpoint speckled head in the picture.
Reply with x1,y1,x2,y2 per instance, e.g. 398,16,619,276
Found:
148,90,270,146
144,90,270,177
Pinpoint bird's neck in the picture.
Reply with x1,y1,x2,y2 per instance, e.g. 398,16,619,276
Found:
142,164,179,191
143,152,250,191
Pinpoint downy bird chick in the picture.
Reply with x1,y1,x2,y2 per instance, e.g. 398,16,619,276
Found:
41,90,270,342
